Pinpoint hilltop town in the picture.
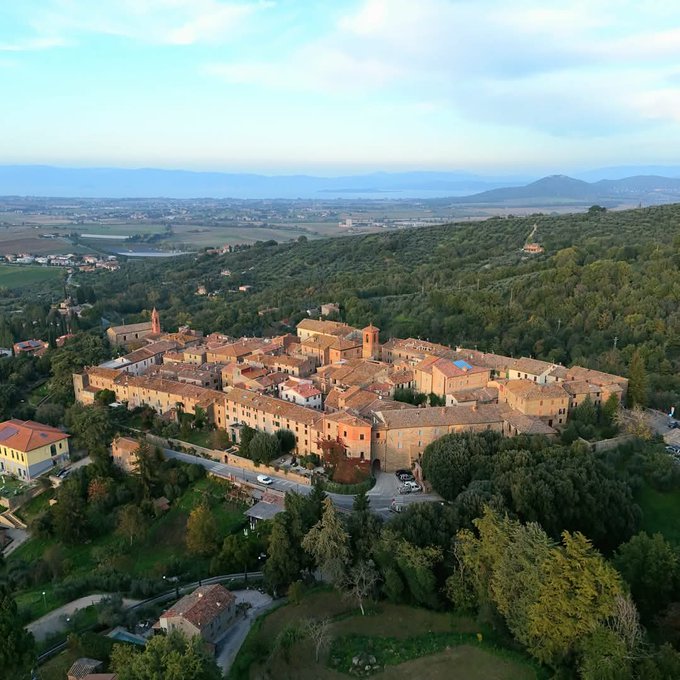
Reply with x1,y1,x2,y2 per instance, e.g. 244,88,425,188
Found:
72,312,628,473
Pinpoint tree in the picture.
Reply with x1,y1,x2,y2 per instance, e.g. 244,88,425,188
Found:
578,626,632,680
117,504,148,547
628,349,648,407
302,497,351,584
65,402,113,467
526,531,622,667
94,388,116,406
186,503,219,557
52,481,89,544
265,515,302,593
343,560,379,615
421,431,500,501
613,531,679,621
305,617,331,662
0,584,35,676
133,442,165,498
34,402,65,427
347,489,382,561
275,428,296,455
249,432,280,464
238,425,257,458
111,630,221,680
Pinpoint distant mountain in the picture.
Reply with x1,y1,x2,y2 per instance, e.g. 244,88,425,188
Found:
452,174,680,206
0,165,530,200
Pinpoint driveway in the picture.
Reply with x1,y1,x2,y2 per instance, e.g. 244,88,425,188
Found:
214,589,274,673
27,594,141,642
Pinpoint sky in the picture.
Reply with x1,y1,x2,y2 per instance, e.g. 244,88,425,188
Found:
2,0,680,174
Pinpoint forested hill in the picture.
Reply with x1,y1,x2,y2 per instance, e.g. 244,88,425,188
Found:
91,204,680,410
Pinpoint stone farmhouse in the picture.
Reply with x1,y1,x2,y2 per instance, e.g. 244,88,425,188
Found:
73,314,629,471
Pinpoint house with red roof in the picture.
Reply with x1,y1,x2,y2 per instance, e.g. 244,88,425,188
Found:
158,584,237,651
0,419,70,480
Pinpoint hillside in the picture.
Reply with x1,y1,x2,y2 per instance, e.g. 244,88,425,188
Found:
88,203,680,410
454,174,680,206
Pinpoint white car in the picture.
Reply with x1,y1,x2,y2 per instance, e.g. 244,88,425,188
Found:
256,474,273,485
404,480,422,492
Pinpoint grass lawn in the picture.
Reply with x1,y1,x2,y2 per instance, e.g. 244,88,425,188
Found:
28,382,51,406
230,590,542,680
176,428,214,449
0,474,30,498
9,478,246,621
0,264,64,288
637,483,680,545
14,488,54,523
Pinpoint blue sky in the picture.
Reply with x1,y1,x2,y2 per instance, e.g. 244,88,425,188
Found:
2,0,680,174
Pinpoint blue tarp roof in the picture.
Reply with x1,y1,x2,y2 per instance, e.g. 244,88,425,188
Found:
453,360,473,370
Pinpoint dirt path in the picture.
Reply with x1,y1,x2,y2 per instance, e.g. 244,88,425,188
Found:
27,594,141,642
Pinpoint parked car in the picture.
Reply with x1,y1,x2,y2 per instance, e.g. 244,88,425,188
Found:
669,421,680,429
390,499,404,513
398,485,412,494
404,481,422,492
398,473,415,482
256,474,273,485
394,469,411,479
666,445,680,454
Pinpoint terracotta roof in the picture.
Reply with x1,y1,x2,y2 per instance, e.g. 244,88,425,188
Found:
452,348,514,371
448,386,499,403
297,319,355,335
502,379,569,401
0,419,69,453
301,335,337,350
382,337,453,359
108,321,152,335
375,404,505,429
426,357,489,378
227,387,322,426
323,410,372,428
565,365,628,387
67,658,102,679
562,381,602,396
162,584,235,629
509,357,556,376
331,337,362,351
282,382,321,399
501,408,557,435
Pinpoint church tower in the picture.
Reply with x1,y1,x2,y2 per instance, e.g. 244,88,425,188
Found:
362,323,380,359
151,307,161,335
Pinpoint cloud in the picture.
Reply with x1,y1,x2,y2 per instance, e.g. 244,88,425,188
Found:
16,0,271,47
205,0,680,136
0,36,68,52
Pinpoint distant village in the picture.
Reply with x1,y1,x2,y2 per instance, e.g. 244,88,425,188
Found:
68,309,627,473
3,251,120,271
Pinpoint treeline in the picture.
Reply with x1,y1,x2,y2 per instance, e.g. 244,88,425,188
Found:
82,204,680,411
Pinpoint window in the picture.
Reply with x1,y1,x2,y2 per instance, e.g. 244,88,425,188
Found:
359,433,365,441
375,432,380,439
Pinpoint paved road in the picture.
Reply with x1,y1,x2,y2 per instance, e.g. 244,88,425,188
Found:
27,594,141,642
214,590,274,673
163,448,442,519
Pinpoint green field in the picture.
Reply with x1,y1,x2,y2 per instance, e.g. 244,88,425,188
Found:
0,264,64,288
230,590,542,680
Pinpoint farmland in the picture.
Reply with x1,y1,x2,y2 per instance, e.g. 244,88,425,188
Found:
0,264,65,288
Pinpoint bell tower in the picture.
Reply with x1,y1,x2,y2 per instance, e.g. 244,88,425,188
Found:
362,323,380,359
151,307,161,335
